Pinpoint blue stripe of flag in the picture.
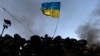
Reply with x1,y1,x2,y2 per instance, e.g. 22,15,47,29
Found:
42,2,60,10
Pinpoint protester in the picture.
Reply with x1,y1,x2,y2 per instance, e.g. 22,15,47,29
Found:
0,34,100,56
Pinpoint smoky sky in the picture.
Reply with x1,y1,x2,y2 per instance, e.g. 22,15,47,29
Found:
0,0,62,39
76,3,100,45
0,0,47,39
0,0,98,40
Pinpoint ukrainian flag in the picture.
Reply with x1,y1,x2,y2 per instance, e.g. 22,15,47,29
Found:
41,2,60,18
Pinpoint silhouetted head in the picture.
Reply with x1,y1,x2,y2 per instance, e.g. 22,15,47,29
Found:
30,35,41,43
45,34,49,38
54,35,62,41
14,34,22,39
53,35,62,45
4,34,13,39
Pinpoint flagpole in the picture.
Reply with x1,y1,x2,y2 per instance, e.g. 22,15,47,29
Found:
41,2,61,39
52,17,60,38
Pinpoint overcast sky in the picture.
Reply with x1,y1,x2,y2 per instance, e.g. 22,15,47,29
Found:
0,0,99,39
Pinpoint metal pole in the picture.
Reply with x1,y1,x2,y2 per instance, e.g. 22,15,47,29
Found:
0,6,34,34
1,25,6,36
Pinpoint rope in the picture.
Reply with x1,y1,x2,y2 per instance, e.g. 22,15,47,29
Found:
52,17,60,38
1,7,34,34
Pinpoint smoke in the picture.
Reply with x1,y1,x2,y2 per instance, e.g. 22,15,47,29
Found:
11,0,46,39
76,23,100,45
76,4,100,45
0,0,46,39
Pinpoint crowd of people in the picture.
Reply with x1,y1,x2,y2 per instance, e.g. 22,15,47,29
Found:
0,34,100,56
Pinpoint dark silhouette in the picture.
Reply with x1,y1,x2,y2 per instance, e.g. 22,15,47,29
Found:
1,19,11,36
0,19,100,56
0,33,99,56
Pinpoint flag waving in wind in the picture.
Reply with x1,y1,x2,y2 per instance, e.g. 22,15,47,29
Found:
41,2,60,18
